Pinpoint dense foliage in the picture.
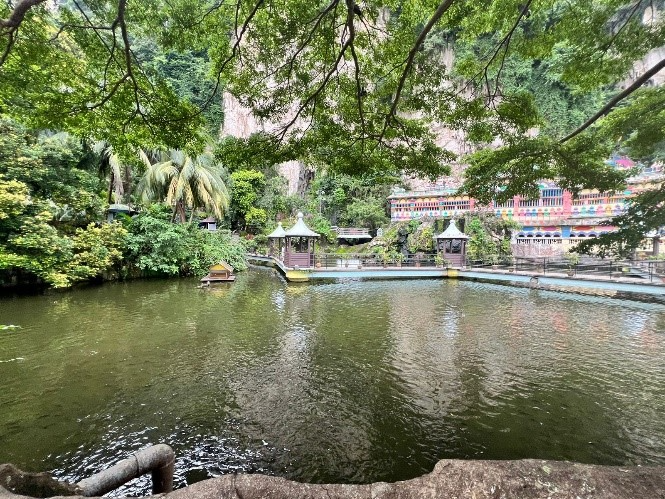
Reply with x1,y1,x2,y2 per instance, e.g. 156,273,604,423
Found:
0,119,246,288
1,0,664,257
464,216,517,261
125,206,247,276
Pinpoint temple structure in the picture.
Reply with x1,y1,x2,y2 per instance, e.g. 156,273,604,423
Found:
388,158,664,245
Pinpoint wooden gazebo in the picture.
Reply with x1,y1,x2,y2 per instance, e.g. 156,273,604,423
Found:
435,220,469,267
267,222,286,258
284,212,319,268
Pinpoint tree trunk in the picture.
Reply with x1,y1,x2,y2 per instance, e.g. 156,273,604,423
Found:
107,171,115,204
122,165,132,205
177,201,187,223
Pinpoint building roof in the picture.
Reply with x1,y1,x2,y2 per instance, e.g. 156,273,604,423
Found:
200,216,217,223
284,212,320,238
108,203,132,213
436,219,469,239
267,222,286,239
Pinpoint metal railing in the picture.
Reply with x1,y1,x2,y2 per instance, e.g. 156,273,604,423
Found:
465,256,665,283
314,252,439,269
284,252,665,283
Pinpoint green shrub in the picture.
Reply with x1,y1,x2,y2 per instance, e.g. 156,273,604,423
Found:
125,206,247,277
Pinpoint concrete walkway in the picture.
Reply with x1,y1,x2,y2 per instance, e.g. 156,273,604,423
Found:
247,255,665,303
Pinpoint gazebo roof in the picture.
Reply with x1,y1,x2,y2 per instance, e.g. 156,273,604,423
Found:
284,212,320,238
267,222,287,239
436,219,469,240
108,203,131,213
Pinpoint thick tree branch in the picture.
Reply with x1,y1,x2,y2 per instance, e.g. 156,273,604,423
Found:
0,0,47,29
0,0,49,67
378,0,456,141
560,57,665,143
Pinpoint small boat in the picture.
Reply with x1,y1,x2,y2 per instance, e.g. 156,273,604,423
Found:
200,261,236,284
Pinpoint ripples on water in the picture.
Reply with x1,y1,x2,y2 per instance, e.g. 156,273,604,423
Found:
1,270,664,495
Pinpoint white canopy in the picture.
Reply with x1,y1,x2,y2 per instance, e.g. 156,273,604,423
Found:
435,219,469,240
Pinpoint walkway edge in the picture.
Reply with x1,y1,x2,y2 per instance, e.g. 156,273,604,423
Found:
247,255,665,303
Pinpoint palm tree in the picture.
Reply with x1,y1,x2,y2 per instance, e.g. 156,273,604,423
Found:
137,149,229,223
93,141,131,205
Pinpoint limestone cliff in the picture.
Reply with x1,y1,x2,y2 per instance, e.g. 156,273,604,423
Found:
220,27,664,197
220,93,312,196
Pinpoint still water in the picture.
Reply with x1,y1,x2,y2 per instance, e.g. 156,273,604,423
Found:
1,268,665,495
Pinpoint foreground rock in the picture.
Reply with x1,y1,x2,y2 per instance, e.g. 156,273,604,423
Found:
0,464,80,497
2,459,665,498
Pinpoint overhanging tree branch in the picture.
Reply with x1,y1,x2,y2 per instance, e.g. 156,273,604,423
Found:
378,0,456,141
489,0,533,104
346,0,366,149
202,0,265,111
0,0,47,29
276,1,358,140
560,56,665,143
0,0,48,67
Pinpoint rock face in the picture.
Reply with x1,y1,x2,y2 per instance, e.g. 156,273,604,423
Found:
2,460,665,499
220,92,311,196
618,6,665,89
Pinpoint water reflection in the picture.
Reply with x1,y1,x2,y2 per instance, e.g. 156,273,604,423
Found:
0,271,664,495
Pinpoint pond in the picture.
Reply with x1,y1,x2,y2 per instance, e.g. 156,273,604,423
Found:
1,268,664,495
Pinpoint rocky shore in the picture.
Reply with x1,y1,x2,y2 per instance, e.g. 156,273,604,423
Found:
3,459,665,498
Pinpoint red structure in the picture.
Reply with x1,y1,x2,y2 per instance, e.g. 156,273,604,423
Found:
388,159,664,242
435,220,469,267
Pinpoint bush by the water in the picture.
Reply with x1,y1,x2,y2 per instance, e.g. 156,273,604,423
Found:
125,206,247,278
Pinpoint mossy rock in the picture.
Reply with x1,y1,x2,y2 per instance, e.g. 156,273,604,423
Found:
0,463,81,497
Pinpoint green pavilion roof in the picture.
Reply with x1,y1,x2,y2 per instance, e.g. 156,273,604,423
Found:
267,222,287,239
284,212,320,238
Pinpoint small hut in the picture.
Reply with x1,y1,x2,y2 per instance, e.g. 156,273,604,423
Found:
199,216,218,231
435,220,469,267
200,261,235,284
284,212,320,268
106,204,136,222
267,222,287,258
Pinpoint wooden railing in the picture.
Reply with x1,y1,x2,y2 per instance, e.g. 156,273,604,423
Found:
336,228,371,238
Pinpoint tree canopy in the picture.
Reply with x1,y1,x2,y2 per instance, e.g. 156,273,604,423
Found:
2,0,665,253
